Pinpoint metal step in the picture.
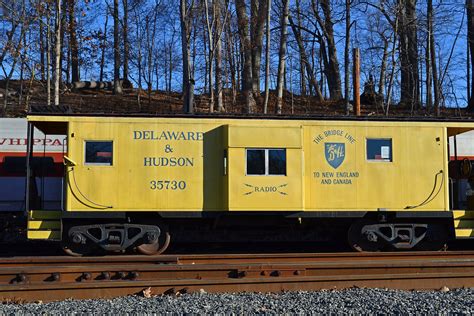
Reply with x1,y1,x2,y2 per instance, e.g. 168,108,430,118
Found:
453,210,474,219
27,210,62,240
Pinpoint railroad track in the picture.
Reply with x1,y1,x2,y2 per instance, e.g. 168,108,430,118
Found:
2,251,474,302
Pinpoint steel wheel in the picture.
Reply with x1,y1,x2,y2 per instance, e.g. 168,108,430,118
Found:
136,231,171,255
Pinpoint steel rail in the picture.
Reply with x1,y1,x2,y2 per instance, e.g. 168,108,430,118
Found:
2,251,474,302
2,251,474,266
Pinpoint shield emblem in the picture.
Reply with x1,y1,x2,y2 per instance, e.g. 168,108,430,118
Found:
325,143,345,169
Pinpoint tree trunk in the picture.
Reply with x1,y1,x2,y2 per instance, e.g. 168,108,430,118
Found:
386,16,399,115
39,15,45,81
263,0,271,113
47,3,51,106
276,0,289,114
250,0,267,95
215,0,224,112
99,12,108,82
344,0,351,114
19,28,27,107
399,0,419,107
204,0,214,111
314,0,342,100
146,16,152,104
168,41,173,93
225,20,237,105
295,0,306,97
54,0,61,105
122,0,129,81
60,0,67,85
180,0,194,113
467,0,474,111
235,0,257,113
429,0,440,116
68,0,79,83
378,39,389,99
113,0,123,94
425,0,432,110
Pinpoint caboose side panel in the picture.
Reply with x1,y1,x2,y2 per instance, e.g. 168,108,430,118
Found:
305,123,447,211
66,119,226,211
226,125,304,211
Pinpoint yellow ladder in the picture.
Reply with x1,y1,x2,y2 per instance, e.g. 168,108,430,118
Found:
453,210,474,238
27,210,62,240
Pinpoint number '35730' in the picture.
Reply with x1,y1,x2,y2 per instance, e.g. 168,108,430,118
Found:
150,180,186,190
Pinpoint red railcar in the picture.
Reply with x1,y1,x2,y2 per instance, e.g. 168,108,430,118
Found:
0,118,65,213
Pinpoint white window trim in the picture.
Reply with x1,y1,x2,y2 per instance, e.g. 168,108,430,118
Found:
84,140,114,166
246,148,286,176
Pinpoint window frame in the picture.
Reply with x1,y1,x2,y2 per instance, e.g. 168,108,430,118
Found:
84,140,114,166
245,148,287,176
366,138,393,162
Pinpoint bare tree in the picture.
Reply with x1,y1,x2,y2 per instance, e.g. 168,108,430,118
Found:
276,0,289,114
235,0,257,112
1,0,27,114
467,0,474,111
47,2,52,105
399,0,419,107
295,0,306,97
250,0,267,95
99,9,108,82
312,0,342,100
39,3,45,81
180,0,194,113
214,0,225,112
123,0,129,82
429,0,439,116
262,0,271,113
67,0,79,83
113,0,123,94
54,0,61,105
344,0,351,114
289,14,324,101
225,16,238,105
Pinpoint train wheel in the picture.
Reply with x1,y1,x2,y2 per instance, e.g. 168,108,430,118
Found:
347,219,386,252
136,225,171,255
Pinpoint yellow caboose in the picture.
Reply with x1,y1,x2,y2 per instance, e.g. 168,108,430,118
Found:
25,113,474,255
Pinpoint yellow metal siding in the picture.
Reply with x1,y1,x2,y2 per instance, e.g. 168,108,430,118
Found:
227,126,302,148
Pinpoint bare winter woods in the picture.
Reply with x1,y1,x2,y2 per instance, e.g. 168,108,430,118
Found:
0,0,472,115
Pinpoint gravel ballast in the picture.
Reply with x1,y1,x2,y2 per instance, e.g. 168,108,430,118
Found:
1,288,474,314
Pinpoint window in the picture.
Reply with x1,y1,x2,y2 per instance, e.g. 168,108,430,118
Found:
85,141,113,165
367,139,392,162
246,149,286,175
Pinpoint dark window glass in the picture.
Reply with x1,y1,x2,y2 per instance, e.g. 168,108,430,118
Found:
269,149,286,175
367,139,392,162
247,149,265,175
85,141,113,165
